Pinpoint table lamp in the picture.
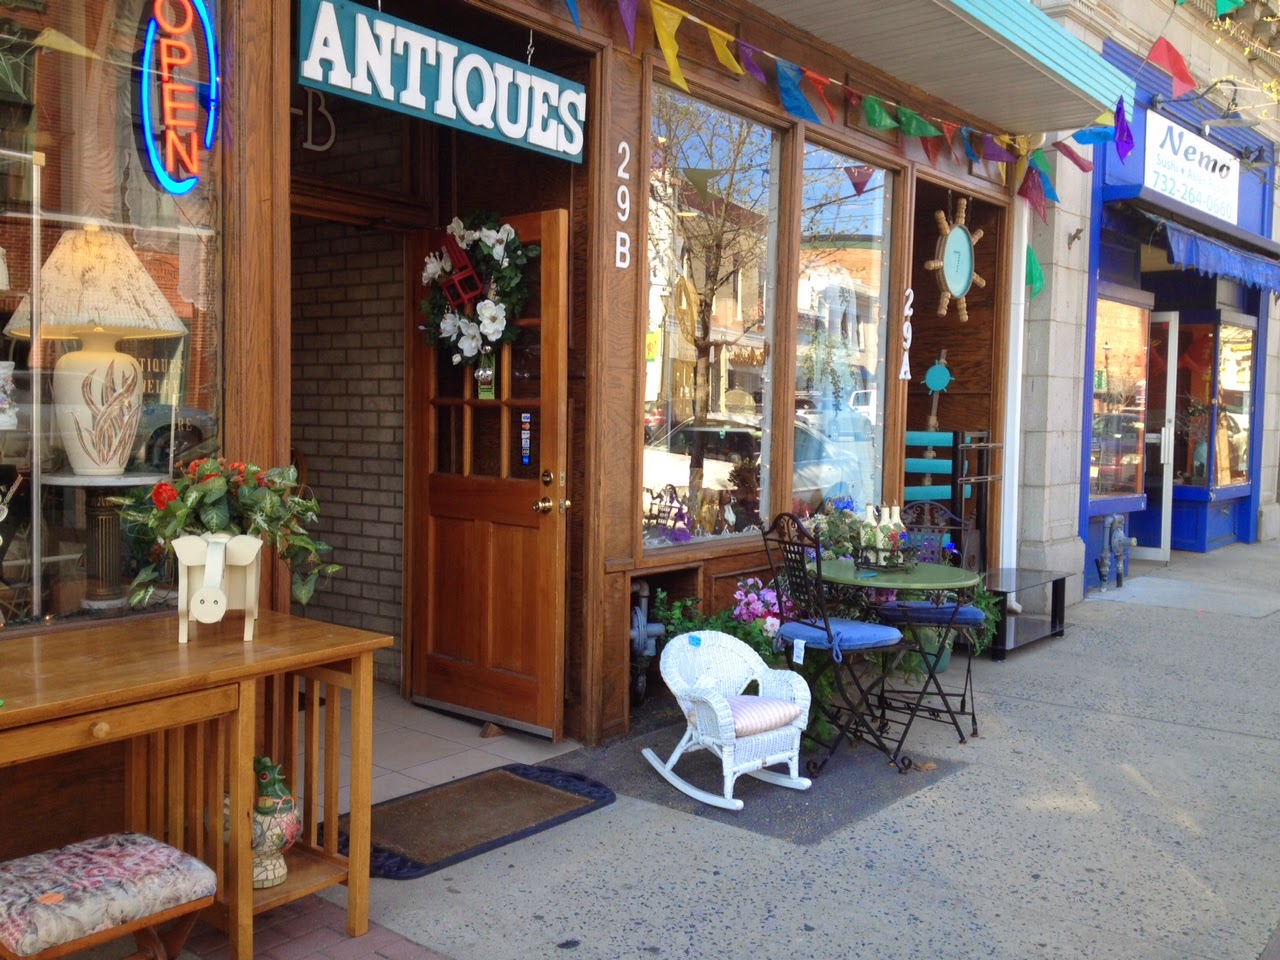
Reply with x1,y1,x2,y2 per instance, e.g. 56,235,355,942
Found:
3,226,187,476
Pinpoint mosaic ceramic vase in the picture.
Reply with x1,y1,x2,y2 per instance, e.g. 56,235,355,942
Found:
251,756,302,889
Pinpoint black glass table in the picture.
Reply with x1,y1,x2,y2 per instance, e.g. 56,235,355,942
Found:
983,568,1074,661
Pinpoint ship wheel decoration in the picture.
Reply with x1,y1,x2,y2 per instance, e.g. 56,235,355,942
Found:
924,197,986,322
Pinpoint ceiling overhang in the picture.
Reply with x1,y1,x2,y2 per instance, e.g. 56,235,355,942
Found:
751,0,1135,134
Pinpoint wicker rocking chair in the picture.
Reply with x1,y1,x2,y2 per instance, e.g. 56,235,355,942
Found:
641,630,812,811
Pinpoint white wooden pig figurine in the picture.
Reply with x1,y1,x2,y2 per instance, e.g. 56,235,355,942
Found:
172,532,264,643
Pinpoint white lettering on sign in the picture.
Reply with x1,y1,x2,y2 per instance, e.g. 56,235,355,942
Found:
615,140,633,270
1144,113,1239,225
899,288,914,381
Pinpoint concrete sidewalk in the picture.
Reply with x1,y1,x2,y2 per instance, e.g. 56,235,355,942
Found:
313,540,1280,960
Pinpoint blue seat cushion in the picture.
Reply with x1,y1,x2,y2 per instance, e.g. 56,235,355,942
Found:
778,618,902,651
877,600,986,627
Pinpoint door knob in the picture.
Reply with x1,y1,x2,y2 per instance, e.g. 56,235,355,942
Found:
89,721,110,740
534,497,554,514
559,499,572,513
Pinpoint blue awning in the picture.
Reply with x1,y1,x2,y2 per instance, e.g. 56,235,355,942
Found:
1165,220,1280,292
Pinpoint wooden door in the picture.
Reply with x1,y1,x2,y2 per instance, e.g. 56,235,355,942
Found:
409,210,568,739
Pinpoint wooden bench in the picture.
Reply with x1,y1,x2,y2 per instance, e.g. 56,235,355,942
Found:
0,832,216,960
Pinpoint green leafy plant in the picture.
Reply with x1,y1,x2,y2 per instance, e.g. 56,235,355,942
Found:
115,457,340,608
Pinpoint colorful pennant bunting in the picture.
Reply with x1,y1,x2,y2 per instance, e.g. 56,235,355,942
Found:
1148,37,1196,97
982,134,1017,163
775,59,821,123
960,127,980,163
863,96,899,130
941,121,961,160
1114,98,1134,163
897,107,942,138
563,0,581,32
1071,126,1116,146
1017,163,1048,222
921,135,944,166
1038,168,1060,203
650,0,689,92
617,0,639,52
1215,0,1245,15
802,68,838,122
706,25,745,75
737,39,768,84
1052,140,1095,173
1028,149,1051,175
844,165,876,196
1026,245,1045,299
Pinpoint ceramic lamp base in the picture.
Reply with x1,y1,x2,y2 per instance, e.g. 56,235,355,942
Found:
51,330,142,476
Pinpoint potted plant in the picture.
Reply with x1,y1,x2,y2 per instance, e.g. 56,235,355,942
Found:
117,457,340,608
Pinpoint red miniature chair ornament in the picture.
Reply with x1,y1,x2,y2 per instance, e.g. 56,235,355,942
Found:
439,235,485,314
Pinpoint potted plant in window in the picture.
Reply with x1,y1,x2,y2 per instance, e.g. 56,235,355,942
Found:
116,457,340,614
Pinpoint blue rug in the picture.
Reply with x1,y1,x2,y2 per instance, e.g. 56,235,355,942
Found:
326,764,615,880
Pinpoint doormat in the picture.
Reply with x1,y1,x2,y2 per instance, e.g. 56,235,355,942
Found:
328,764,615,880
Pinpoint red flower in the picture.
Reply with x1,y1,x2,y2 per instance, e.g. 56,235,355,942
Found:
151,482,179,510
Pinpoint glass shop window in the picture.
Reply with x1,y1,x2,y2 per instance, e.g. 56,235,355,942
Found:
792,145,891,516
1216,324,1253,486
1090,299,1149,498
1173,326,1216,487
0,1,223,627
642,87,779,547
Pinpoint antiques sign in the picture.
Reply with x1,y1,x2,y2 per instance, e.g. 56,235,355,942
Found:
297,0,586,163
1144,113,1239,225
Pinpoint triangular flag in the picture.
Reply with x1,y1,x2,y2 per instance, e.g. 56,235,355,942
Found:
1148,38,1196,97
898,107,942,138
863,96,899,130
802,69,837,122
1018,162,1048,222
843,87,863,115
737,39,767,84
844,165,875,196
1072,126,1115,146
706,25,744,75
682,168,724,202
921,136,944,166
617,0,639,52
1026,245,1045,299
1029,148,1052,175
1052,139,1095,173
1038,167,1060,203
1094,110,1115,126
982,134,1017,163
960,127,981,163
1013,153,1031,191
32,28,100,59
941,121,961,159
562,0,581,32
775,59,821,123
1114,98,1134,163
650,1,689,92
1215,0,1245,15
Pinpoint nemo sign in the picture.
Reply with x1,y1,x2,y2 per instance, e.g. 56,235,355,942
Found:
139,0,219,196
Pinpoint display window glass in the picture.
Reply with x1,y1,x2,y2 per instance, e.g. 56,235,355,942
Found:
1215,323,1252,486
792,144,891,515
1173,325,1216,487
642,87,779,546
1090,299,1148,498
0,1,223,625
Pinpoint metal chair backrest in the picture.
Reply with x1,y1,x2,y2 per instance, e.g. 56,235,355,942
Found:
901,500,979,569
761,512,831,633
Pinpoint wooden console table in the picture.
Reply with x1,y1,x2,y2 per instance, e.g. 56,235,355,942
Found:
0,610,393,960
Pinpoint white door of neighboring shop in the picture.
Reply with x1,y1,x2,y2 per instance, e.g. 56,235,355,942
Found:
1131,312,1179,562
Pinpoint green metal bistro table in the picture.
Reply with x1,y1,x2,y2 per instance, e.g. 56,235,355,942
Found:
816,560,982,770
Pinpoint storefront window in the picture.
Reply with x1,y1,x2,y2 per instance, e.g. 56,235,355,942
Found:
792,145,891,515
1090,299,1148,497
0,2,222,625
642,88,778,546
1173,326,1215,487
1216,324,1253,486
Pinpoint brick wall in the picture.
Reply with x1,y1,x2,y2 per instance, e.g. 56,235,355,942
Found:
291,218,406,683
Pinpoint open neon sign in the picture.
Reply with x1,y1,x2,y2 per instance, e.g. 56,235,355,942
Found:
140,0,219,196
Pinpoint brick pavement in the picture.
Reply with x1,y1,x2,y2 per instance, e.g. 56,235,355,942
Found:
183,894,452,960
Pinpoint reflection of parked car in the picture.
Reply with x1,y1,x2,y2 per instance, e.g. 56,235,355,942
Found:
644,415,872,509
1090,412,1144,486
795,391,874,441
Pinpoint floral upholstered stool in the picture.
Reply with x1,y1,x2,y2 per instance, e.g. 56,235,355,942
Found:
0,832,217,960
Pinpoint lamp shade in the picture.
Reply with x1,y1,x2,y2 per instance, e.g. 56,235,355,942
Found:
3,228,187,341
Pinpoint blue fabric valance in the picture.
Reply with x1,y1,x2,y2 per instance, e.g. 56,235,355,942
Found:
1164,220,1280,292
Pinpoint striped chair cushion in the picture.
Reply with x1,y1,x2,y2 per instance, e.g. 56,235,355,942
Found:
691,696,801,737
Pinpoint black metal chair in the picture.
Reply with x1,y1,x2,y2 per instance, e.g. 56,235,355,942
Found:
762,513,939,775
875,501,985,738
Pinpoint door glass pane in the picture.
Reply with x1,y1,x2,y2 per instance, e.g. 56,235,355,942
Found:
435,405,463,473
793,144,892,515
511,329,542,399
642,87,779,547
436,348,466,399
1217,324,1252,485
1174,326,1215,487
1142,323,1170,502
471,407,503,477
1090,299,1149,497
